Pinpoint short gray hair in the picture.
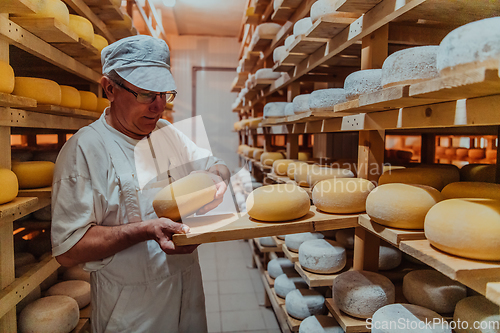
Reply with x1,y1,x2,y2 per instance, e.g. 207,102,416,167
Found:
104,70,124,85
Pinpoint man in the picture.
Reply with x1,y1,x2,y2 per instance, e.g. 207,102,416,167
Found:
51,35,230,332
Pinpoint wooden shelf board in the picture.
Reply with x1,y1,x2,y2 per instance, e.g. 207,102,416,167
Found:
271,7,295,22
273,61,296,72
17,186,52,199
253,161,273,172
75,55,102,71
271,287,286,306
486,282,500,307
264,271,275,287
399,239,500,296
245,13,261,25
288,35,330,55
82,0,113,6
92,5,124,22
0,197,38,227
335,0,383,14
325,298,370,332
52,37,100,58
10,17,79,43
0,0,37,14
266,172,295,185
281,0,302,8
294,253,353,287
272,235,285,249
24,104,101,120
281,52,309,65
358,214,426,246
253,78,276,90
79,304,91,319
281,304,302,332
71,318,90,333
0,92,37,108
282,244,299,262
251,36,274,52
1,108,94,130
307,16,358,39
254,237,282,253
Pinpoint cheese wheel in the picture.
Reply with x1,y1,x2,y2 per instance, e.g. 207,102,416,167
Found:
246,184,310,221
68,14,94,44
293,17,313,36
293,94,311,114
371,304,451,333
254,22,282,38
18,295,79,333
273,159,296,176
13,77,61,105
63,264,90,282
253,148,265,160
283,102,294,116
245,147,256,157
91,34,108,53
403,269,466,313
0,169,18,204
344,69,383,100
312,178,374,214
15,252,36,268
366,183,444,229
267,258,295,279
12,161,54,189
263,102,288,118
25,0,70,26
307,167,355,188
285,232,324,252
0,60,15,94
453,296,500,333
59,85,80,109
259,236,276,247
298,239,346,274
378,244,402,271
287,161,308,180
295,164,320,187
275,272,308,298
46,280,91,308
299,315,344,333
445,147,457,157
469,148,486,160
78,91,97,111
460,164,496,183
96,97,110,113
286,289,326,320
437,17,500,75
310,0,359,23
333,270,395,319
379,165,460,191
309,88,347,111
260,152,284,166
424,198,500,261
298,152,311,162
441,182,500,200
255,68,281,80
273,45,287,63
153,173,217,221
335,228,354,249
237,144,248,153
381,46,439,88
285,35,296,50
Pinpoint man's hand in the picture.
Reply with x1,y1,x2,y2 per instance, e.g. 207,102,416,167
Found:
143,218,198,254
191,170,228,215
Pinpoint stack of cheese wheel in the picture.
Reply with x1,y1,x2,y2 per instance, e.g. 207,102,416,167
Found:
287,161,308,180
441,181,500,200
366,183,443,229
153,173,217,222
12,161,55,189
310,0,360,23
285,232,324,252
286,289,326,320
68,14,94,44
263,102,288,118
260,151,284,166
272,159,295,176
378,164,460,191
453,296,500,333
246,184,310,221
312,178,375,214
18,296,79,333
46,280,91,309
96,97,110,113
344,69,383,100
293,17,313,36
59,85,81,109
23,0,70,26
0,169,18,204
293,94,311,114
403,269,466,314
274,272,308,298
0,60,15,94
307,167,355,188
460,163,496,183
424,198,500,261
333,270,395,319
308,88,347,111
13,77,62,105
298,239,346,274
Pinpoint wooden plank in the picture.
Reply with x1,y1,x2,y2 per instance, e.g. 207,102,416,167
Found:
271,287,286,306
486,282,500,307
307,16,358,39
0,107,94,130
71,318,90,333
271,7,295,22
312,210,359,231
273,61,296,72
0,197,38,227
334,0,383,14
253,78,277,90
272,235,285,250
52,38,100,58
264,271,275,287
254,237,282,253
0,92,37,108
282,244,299,262
358,214,426,246
399,239,500,295
325,298,370,332
79,304,91,319
92,5,124,22
10,17,79,43
281,304,302,332
82,0,113,6
251,36,274,52
294,252,354,287
281,52,309,65
24,105,101,120
0,0,37,14
288,35,330,55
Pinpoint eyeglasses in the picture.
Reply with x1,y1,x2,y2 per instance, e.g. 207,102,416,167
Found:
113,80,177,104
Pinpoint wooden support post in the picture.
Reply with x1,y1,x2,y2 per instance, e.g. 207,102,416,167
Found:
420,133,435,164
496,126,500,184
263,127,272,152
286,134,299,159
357,130,385,183
313,133,334,162
287,81,300,103
353,227,380,271
361,24,389,70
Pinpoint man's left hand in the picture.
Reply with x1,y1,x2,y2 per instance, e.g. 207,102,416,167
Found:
191,170,227,215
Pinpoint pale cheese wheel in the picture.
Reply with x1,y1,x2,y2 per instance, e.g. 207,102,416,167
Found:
453,296,500,333
309,88,347,111
273,159,296,176
91,34,108,53
299,315,344,333
245,147,256,157
285,232,324,253
437,17,500,75
237,144,249,154
295,164,320,187
273,45,287,63
255,22,282,38
284,102,295,116
335,228,354,249
381,46,439,88
298,152,311,162
263,102,288,118
267,258,295,279
13,77,61,105
371,304,451,333
17,286,41,314
96,97,110,113
403,269,466,314
0,169,18,204
378,244,402,271
379,165,460,191
260,152,284,166
15,252,36,268
287,161,308,180
366,183,444,229
469,148,486,160
298,239,346,274
78,91,97,111
293,94,311,114
259,236,276,247
310,0,359,23
12,161,54,189
333,270,395,319
312,178,374,214
59,85,80,109
286,289,326,320
46,280,91,308
153,173,217,221
460,164,496,183
68,14,94,44
344,69,383,100
424,198,500,261
441,182,500,200
253,148,265,160
18,295,79,333
255,68,281,80
25,0,70,26
285,35,296,50
307,167,355,188
275,272,308,298
0,60,15,94
293,17,313,36
63,264,90,282
246,184,310,221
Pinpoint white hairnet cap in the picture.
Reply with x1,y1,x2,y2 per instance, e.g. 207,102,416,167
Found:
101,35,176,92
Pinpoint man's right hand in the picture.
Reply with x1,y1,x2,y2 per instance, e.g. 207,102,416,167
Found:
144,218,199,254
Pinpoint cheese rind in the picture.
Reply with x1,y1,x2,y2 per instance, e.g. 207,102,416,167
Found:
307,167,355,188
12,161,54,189
299,315,344,333
309,88,347,111
59,85,81,109
285,289,326,320
275,272,308,298
293,17,313,36
68,14,94,44
0,169,18,204
460,164,496,183
312,178,374,214
273,45,287,63
378,244,402,271
273,159,296,176
0,60,15,94
25,0,70,26
285,232,324,253
63,264,90,282
379,165,460,191
293,94,311,114
267,258,295,279
259,236,276,247
298,239,346,274
287,161,308,180
344,69,383,100
255,68,281,80
441,182,500,200
96,97,110,113
13,77,61,105
46,280,91,309
263,102,288,118
91,34,108,53
453,296,500,333
78,91,97,111
260,152,285,166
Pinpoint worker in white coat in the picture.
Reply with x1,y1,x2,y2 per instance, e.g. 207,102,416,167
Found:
51,35,230,333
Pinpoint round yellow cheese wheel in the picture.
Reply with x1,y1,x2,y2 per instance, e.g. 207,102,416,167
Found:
294,164,320,187
46,280,91,308
298,152,311,161
0,169,18,204
91,34,108,53
441,181,500,200
0,60,15,94
286,161,308,180
260,152,284,166
252,148,265,160
234,121,241,131
153,172,217,221
468,148,485,160
245,147,256,157
237,144,248,154
13,77,61,105
366,183,444,229
307,167,355,187
63,264,90,282
379,165,459,191
246,183,310,221
78,91,97,111
273,159,295,176
12,161,54,189
68,14,94,44
313,178,375,214
460,163,496,182
25,0,70,26
96,97,110,113
59,85,80,109
425,198,500,260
